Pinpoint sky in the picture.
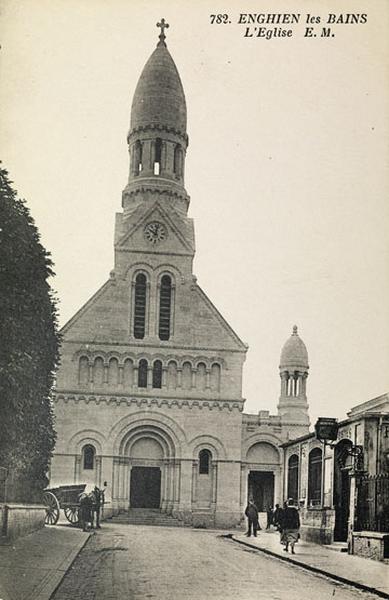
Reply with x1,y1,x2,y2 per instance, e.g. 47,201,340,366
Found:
1,0,388,425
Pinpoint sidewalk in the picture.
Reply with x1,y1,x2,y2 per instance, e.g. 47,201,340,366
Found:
0,525,90,600
232,530,389,598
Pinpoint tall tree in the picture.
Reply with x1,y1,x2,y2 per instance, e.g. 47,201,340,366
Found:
0,166,60,501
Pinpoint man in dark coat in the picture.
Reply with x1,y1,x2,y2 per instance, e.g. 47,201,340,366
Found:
273,503,283,530
91,482,107,529
244,499,259,537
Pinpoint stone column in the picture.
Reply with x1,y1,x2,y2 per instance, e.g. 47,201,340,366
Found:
112,458,120,511
170,284,176,336
104,365,109,384
141,140,153,175
177,368,182,388
211,463,218,507
146,281,151,336
161,460,168,511
95,456,102,486
133,366,139,389
147,366,153,389
240,464,248,510
118,365,124,386
274,467,282,505
166,462,174,513
191,368,197,389
162,366,168,389
191,461,198,504
74,456,81,483
206,369,211,390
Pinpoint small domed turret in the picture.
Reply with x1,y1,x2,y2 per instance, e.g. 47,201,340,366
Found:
277,325,310,430
280,325,309,370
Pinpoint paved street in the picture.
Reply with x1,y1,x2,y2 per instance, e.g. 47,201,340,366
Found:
52,524,381,600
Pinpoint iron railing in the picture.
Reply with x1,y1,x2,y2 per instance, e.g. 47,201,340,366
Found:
356,473,389,533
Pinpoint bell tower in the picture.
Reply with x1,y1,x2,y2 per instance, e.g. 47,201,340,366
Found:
122,19,190,220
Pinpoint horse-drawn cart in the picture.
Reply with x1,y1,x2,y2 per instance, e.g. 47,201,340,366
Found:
43,484,86,526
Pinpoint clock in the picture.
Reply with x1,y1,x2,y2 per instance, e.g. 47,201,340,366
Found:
144,221,167,244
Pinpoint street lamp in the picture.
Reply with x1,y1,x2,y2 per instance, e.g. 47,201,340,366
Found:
314,417,364,469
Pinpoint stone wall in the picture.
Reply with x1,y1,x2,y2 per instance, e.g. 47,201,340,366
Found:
352,531,389,561
300,507,335,544
0,504,46,542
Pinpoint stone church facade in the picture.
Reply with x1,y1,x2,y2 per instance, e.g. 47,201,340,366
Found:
50,25,310,528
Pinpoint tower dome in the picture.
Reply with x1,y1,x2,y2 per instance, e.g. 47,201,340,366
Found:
129,37,187,137
280,325,309,370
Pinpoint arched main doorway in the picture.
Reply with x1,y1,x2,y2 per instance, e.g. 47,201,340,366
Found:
246,442,280,511
129,437,163,508
333,439,353,541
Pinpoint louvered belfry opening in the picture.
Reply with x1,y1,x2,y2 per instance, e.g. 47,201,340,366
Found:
159,275,172,340
134,273,147,339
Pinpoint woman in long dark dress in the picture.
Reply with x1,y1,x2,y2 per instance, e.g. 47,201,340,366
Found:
281,498,300,554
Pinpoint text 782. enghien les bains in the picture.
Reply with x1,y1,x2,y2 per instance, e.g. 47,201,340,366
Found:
209,13,368,39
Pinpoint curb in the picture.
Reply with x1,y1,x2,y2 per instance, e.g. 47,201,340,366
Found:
31,530,91,600
231,535,389,600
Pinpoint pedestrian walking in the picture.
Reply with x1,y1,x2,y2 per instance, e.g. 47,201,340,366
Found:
280,498,300,554
273,503,282,530
245,499,259,537
266,505,273,529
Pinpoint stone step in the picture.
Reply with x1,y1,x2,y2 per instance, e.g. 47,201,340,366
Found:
108,509,184,527
325,542,348,553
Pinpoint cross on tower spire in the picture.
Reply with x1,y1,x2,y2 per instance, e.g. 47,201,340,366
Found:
157,18,169,46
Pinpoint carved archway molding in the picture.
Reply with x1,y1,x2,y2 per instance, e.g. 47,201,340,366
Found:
189,434,227,460
242,432,283,463
109,410,187,458
67,429,106,455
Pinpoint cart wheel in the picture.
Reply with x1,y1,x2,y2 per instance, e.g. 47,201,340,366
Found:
43,491,60,525
64,507,80,526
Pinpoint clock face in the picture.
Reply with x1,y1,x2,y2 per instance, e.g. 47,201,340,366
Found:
144,221,167,245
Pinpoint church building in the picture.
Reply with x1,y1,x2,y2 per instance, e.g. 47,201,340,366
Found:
50,22,310,528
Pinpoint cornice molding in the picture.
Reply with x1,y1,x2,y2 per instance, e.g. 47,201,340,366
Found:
63,339,246,355
53,392,244,412
127,124,189,145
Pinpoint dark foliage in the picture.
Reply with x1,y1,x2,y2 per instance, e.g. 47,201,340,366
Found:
0,165,60,501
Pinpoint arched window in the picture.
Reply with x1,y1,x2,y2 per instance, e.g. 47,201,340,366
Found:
152,360,162,389
182,362,192,389
308,447,323,506
154,138,162,175
287,454,299,503
83,445,95,470
134,273,147,339
133,140,142,175
138,359,148,388
199,449,212,475
159,275,172,340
